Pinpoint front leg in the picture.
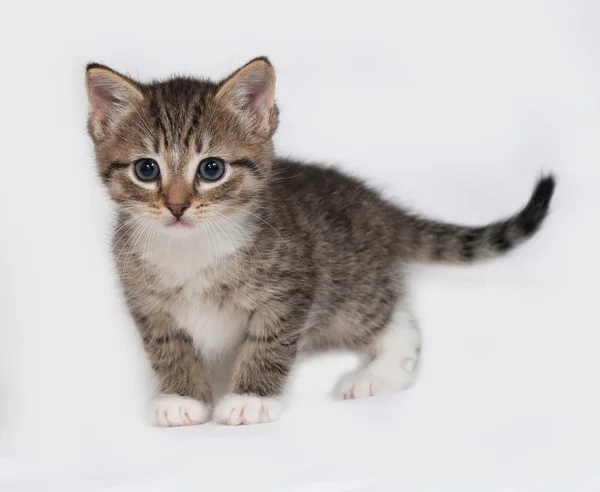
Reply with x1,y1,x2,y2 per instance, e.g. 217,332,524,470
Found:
136,312,213,427
213,307,303,425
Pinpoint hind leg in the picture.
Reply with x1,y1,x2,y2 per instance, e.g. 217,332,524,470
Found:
335,304,421,400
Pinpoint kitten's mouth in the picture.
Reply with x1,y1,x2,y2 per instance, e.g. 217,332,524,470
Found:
165,218,192,229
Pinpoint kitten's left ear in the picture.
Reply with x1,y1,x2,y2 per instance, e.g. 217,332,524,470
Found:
215,57,278,137
85,63,144,141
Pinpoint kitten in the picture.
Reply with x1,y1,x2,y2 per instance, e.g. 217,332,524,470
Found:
85,57,555,426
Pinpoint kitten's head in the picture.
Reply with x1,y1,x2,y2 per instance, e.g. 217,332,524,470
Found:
85,58,278,234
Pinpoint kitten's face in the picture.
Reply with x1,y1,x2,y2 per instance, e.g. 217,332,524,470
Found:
86,58,278,235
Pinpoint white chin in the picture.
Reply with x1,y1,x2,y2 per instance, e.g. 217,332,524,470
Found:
162,222,196,234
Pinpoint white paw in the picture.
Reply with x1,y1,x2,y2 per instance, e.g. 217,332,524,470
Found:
150,394,211,427
213,394,282,425
336,359,417,400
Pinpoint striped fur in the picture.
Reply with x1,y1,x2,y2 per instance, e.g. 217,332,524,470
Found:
85,58,556,426
400,176,556,263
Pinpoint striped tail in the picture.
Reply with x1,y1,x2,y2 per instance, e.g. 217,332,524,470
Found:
402,175,556,264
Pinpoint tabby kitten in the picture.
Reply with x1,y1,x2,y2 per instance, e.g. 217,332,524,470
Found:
85,57,555,426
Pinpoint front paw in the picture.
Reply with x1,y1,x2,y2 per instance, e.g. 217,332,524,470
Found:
150,394,211,427
213,394,282,425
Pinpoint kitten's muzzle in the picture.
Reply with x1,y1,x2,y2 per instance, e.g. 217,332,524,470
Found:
165,202,191,219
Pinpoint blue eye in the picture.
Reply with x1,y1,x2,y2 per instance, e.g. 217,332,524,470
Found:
134,159,160,181
198,158,225,181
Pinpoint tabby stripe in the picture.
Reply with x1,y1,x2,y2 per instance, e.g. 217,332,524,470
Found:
245,331,278,343
183,102,203,150
259,357,291,378
460,227,485,261
150,99,169,148
230,158,261,178
102,161,130,182
143,331,193,346
491,223,512,252
410,222,422,253
161,103,175,142
244,331,299,347
432,229,447,260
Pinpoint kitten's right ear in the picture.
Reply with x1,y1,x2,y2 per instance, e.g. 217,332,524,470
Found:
85,64,144,140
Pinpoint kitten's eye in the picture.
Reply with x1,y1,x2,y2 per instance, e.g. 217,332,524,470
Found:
198,158,225,181
134,159,160,182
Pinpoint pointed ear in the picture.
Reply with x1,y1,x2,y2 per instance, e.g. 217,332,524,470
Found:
85,64,144,140
215,57,277,137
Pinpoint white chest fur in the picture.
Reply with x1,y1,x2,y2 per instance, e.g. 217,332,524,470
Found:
137,217,249,362
168,284,246,362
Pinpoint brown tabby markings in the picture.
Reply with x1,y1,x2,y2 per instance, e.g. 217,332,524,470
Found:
138,313,213,404
86,57,555,425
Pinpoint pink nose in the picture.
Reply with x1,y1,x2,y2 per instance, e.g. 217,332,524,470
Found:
165,202,190,219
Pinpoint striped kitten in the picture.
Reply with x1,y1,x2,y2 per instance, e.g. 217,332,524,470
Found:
85,57,555,426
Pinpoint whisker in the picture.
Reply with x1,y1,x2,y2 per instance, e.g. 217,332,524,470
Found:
211,210,270,289
203,215,219,271
208,204,291,251
122,219,153,282
113,219,148,267
207,217,237,279
142,222,157,287
109,215,142,242
114,219,151,284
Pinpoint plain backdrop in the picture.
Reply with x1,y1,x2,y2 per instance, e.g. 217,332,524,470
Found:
0,0,599,490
